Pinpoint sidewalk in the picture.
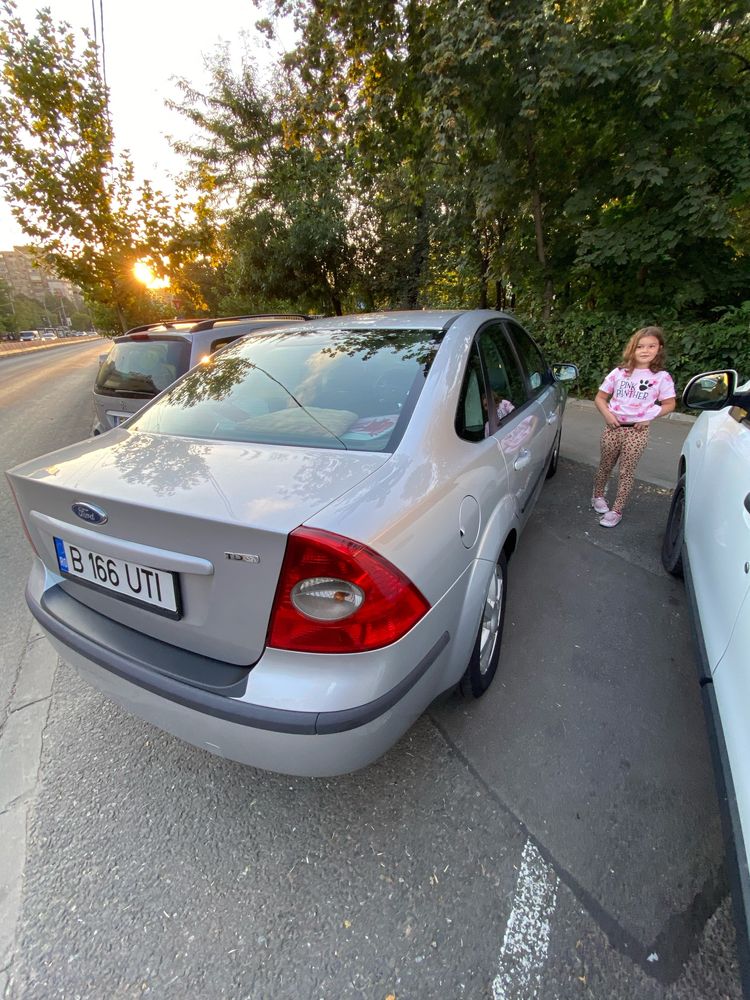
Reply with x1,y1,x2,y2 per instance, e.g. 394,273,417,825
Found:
562,397,694,490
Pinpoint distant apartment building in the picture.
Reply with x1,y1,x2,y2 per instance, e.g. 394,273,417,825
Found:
0,246,82,306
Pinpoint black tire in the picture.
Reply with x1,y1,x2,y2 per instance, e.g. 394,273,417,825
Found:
546,428,561,479
460,551,508,698
661,473,686,577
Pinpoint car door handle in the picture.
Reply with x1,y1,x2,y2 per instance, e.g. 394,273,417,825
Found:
546,412,558,425
514,450,531,470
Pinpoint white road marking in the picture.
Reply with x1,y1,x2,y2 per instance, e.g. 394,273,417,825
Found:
492,838,559,1000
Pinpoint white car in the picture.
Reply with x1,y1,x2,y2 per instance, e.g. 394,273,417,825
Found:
662,368,750,963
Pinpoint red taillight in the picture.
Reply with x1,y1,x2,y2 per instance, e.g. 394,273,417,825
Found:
267,527,430,653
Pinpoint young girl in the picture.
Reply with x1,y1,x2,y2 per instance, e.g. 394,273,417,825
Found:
591,326,676,527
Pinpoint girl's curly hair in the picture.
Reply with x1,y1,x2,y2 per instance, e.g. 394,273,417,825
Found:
621,326,666,374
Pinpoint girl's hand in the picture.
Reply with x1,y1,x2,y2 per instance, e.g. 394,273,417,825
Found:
605,414,621,427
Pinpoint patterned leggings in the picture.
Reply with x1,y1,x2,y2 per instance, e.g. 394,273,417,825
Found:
592,425,650,513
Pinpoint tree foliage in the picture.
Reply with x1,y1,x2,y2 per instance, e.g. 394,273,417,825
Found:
172,50,355,315
2,0,749,355
0,1,202,328
200,0,748,328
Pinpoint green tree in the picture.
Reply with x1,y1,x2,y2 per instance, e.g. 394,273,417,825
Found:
565,0,750,316
269,0,440,309
0,275,14,332
172,51,355,315
0,1,198,329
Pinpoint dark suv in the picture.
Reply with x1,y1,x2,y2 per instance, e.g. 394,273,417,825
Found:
92,314,311,434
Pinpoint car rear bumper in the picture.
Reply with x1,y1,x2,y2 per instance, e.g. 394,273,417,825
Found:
27,572,450,776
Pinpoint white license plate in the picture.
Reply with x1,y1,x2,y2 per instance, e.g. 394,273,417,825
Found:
53,537,181,619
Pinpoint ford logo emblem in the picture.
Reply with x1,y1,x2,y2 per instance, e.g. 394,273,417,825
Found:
71,502,108,525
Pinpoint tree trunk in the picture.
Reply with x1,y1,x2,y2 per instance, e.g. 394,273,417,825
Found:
403,200,428,309
527,132,553,321
477,232,489,309
116,301,128,332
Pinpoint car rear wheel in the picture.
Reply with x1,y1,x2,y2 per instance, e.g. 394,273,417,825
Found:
661,473,685,577
460,551,508,698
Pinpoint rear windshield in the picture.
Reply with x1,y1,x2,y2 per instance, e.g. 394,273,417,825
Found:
129,328,440,451
95,337,192,397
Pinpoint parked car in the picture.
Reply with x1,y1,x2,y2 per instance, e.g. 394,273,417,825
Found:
661,368,750,970
18,330,40,341
92,314,311,434
39,330,57,341
8,310,577,776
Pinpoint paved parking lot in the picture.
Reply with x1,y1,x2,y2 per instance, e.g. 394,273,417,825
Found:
1,364,743,998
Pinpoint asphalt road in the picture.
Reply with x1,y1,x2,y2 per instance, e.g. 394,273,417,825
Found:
0,348,743,999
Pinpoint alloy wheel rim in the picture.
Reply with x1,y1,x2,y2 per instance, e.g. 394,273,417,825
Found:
479,566,503,675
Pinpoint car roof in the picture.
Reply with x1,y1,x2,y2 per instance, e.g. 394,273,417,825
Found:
284,309,520,334
302,310,462,332
115,309,520,343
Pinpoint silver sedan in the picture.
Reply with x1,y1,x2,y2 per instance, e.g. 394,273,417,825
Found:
8,311,577,775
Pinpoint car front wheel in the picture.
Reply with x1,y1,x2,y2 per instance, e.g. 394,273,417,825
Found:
661,473,686,577
546,428,562,479
460,551,508,698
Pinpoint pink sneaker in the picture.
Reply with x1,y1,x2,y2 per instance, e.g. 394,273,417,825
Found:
599,511,622,528
591,496,609,514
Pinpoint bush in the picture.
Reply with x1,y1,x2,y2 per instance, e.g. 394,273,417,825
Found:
532,303,750,400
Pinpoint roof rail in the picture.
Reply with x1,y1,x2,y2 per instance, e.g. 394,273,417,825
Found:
123,318,207,335
189,314,312,332
123,314,313,336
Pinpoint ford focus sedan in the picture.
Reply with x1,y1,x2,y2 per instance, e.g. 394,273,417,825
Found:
8,311,577,775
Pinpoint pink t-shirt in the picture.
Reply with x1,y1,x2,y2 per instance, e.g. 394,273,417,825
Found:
599,367,676,423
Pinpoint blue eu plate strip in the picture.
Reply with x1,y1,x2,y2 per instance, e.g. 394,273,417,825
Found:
53,537,68,573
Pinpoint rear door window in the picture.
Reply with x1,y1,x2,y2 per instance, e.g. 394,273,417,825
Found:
95,338,191,397
504,321,551,397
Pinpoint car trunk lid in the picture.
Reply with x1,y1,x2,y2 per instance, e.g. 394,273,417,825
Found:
9,430,390,664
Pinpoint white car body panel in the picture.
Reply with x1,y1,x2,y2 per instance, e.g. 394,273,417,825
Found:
673,374,750,971
713,584,750,862
683,406,750,671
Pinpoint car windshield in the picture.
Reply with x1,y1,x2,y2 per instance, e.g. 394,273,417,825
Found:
129,328,440,451
95,338,192,397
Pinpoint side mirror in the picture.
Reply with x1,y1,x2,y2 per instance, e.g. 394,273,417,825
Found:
552,363,579,383
682,370,738,411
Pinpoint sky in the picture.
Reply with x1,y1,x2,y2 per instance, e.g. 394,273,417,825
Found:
0,0,294,250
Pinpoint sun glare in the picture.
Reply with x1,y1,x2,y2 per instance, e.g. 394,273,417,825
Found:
133,260,171,290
